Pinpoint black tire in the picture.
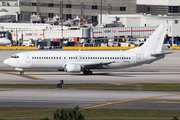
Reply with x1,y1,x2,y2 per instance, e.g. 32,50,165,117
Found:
89,71,93,75
83,70,92,75
20,71,24,75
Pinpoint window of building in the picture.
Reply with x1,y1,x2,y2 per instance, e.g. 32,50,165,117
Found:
32,3,36,6
92,5,97,9
48,13,54,18
66,4,71,8
175,20,178,24
169,6,179,13
48,3,54,7
66,14,72,20
120,7,126,11
92,16,97,23
147,6,150,12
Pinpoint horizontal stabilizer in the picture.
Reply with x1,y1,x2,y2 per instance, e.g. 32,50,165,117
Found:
151,52,173,57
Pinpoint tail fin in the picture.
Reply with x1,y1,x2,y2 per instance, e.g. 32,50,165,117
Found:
129,23,167,53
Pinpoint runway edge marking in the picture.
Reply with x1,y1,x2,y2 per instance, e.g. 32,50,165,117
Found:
81,94,180,109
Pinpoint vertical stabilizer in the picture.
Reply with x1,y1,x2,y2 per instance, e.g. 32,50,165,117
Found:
129,24,167,53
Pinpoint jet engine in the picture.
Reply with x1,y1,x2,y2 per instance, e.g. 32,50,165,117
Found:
64,63,81,72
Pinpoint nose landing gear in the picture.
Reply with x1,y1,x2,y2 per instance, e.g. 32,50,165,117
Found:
20,71,24,75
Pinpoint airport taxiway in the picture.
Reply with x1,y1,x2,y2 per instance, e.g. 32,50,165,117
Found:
0,71,180,84
0,49,180,109
0,89,180,110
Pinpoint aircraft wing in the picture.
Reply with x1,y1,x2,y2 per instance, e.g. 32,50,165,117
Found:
151,52,173,57
82,61,115,69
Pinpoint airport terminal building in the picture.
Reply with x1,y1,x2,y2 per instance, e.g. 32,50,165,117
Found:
1,0,180,23
19,0,180,23
19,0,137,23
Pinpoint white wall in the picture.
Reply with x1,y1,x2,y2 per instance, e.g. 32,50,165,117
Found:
137,0,180,6
100,14,180,37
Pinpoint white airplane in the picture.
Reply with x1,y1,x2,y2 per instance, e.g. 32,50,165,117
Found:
0,37,11,45
3,24,171,75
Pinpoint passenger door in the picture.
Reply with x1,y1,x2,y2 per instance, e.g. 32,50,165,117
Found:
136,53,141,63
25,54,30,63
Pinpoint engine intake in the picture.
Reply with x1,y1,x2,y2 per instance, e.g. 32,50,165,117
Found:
64,64,81,72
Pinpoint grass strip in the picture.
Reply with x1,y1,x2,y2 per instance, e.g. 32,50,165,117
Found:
0,107,179,118
62,83,180,91
0,83,180,91
5,73,44,80
0,84,56,89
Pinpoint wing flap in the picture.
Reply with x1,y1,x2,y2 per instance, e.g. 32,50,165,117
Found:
82,61,115,68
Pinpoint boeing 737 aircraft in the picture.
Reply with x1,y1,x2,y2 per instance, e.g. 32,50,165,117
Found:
3,24,171,75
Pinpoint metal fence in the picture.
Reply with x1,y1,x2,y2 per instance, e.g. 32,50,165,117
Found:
1,117,178,120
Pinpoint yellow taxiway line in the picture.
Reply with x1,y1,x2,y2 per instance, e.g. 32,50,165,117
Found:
143,101,180,104
5,73,44,80
0,89,17,92
0,81,33,84
104,79,179,84
81,94,180,109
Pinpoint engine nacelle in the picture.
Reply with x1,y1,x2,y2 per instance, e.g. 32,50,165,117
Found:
64,64,81,72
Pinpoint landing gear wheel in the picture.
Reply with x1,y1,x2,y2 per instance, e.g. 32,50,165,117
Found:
88,71,92,75
83,70,87,75
20,71,24,75
83,70,93,75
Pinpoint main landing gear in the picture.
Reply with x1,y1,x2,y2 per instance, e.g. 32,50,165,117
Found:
83,70,93,75
20,71,24,75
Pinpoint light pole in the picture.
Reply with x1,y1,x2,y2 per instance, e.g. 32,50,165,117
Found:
100,0,102,24
61,0,63,29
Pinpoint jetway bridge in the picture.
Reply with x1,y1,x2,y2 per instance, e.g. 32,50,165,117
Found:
6,26,158,41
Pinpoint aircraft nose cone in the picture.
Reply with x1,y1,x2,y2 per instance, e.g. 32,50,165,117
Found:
3,59,10,66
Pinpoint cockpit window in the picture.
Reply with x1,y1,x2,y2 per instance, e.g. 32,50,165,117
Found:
11,55,19,59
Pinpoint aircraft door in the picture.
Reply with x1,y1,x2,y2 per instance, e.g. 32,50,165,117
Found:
25,54,30,63
136,53,141,63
